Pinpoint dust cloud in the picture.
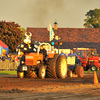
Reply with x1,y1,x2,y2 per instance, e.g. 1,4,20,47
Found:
25,0,100,28
26,0,64,27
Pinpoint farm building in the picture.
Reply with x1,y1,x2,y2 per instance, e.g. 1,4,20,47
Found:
27,28,100,54
0,40,9,55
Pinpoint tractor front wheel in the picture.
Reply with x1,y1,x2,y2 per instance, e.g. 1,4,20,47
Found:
39,65,46,79
90,65,97,71
75,66,84,77
68,69,72,77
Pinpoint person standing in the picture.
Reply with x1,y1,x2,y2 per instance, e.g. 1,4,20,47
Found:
2,54,7,61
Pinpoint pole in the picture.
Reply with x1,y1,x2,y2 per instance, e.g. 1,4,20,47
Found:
58,44,59,54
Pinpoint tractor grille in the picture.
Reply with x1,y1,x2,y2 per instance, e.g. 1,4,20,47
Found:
26,60,33,65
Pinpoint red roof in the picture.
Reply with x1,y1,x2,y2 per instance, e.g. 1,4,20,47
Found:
27,28,100,43
0,40,8,48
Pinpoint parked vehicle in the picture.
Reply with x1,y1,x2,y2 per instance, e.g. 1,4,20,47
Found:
74,48,100,71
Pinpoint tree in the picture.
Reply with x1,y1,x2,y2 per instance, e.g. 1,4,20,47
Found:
0,21,23,53
19,27,26,41
84,8,100,28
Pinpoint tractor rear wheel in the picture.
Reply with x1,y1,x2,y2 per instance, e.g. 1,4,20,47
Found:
56,55,67,79
46,54,59,78
39,65,46,79
75,66,84,77
68,69,72,77
90,65,97,71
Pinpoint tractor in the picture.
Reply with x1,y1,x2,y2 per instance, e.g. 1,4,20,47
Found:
74,48,100,71
17,42,68,79
67,56,84,78
17,42,84,79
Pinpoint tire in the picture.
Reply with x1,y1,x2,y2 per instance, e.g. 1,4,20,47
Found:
26,71,37,78
46,54,59,78
90,65,97,71
56,55,67,79
75,66,84,77
68,69,72,77
17,65,24,78
39,65,46,79
17,71,24,78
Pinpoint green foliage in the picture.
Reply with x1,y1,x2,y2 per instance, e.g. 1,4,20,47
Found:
0,21,23,52
19,27,26,41
84,8,100,28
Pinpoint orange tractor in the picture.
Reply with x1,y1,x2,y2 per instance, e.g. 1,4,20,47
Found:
17,42,68,79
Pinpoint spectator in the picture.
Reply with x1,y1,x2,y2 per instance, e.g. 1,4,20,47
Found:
60,50,67,58
7,54,11,61
2,54,7,61
15,55,19,66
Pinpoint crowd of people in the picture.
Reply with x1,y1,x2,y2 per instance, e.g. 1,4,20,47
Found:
0,54,20,66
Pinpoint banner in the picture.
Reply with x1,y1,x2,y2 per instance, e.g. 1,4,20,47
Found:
47,21,54,41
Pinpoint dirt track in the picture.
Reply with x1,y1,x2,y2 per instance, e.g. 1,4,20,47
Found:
0,73,100,100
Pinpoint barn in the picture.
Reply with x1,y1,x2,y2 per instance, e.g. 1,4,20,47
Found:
27,27,100,54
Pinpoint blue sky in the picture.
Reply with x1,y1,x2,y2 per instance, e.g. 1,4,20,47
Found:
0,0,100,29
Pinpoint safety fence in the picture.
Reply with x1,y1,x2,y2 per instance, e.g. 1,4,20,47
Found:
0,60,18,71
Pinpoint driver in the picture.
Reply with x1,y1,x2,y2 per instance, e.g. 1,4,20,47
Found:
68,49,78,58
39,45,47,63
68,49,81,66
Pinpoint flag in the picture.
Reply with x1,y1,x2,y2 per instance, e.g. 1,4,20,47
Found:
47,21,54,41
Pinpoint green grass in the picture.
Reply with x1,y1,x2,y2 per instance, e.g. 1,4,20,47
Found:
0,71,17,75
84,70,100,73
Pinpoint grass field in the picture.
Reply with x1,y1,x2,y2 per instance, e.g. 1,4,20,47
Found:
0,71,17,75
0,70,100,75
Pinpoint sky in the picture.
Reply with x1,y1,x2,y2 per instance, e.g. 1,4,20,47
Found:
0,0,100,30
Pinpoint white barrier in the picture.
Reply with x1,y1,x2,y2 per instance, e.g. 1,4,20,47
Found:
0,60,18,70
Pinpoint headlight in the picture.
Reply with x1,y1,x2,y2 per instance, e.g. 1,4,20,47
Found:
21,61,25,64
